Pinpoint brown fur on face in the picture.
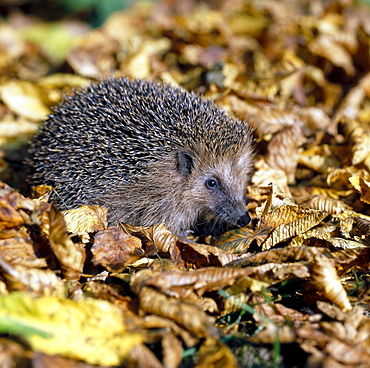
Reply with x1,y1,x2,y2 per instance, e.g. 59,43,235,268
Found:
103,146,253,234
28,78,254,234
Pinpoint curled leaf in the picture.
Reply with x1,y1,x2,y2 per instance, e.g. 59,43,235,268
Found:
311,253,352,311
92,226,144,272
48,207,85,281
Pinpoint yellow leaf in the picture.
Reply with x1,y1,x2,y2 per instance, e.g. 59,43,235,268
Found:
20,22,80,63
0,80,51,121
349,176,370,204
196,338,238,368
0,115,39,149
0,292,142,366
299,145,341,173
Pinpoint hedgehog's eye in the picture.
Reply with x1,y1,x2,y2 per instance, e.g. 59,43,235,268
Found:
206,178,218,190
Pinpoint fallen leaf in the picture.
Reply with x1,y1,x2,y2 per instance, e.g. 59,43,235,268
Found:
0,292,142,366
0,80,50,121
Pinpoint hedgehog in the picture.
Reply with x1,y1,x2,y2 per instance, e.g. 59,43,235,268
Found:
28,78,254,235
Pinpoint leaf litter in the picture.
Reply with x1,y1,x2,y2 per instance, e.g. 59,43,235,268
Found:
0,0,370,367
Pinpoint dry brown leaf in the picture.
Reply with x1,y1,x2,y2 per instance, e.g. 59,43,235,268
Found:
240,77,279,101
0,187,24,231
300,65,342,112
251,158,290,194
325,237,367,249
335,84,365,120
325,339,370,366
176,240,239,268
311,253,352,311
66,30,119,78
226,274,270,297
83,280,135,312
0,23,28,65
261,209,328,251
125,223,177,254
348,175,370,204
299,145,341,174
308,195,351,215
226,246,325,268
253,299,307,325
30,184,52,201
290,223,337,247
229,262,309,286
162,333,183,368
297,315,370,368
329,248,370,276
336,72,370,121
256,182,296,222
246,108,302,140
325,166,370,190
141,314,198,347
126,343,163,368
142,267,256,298
310,188,355,203
32,353,103,368
355,216,370,236
266,124,305,184
0,256,63,296
0,232,47,269
17,199,52,243
199,297,219,314
126,223,239,267
297,323,330,348
48,207,85,281
0,338,27,368
92,226,145,272
316,301,347,321
268,262,311,281
279,68,308,104
248,323,296,344
227,10,268,37
309,34,355,75
293,106,334,135
224,251,314,287
138,286,218,339
123,223,183,267
213,226,259,254
342,118,370,167
63,205,108,243
260,202,323,228
313,303,370,365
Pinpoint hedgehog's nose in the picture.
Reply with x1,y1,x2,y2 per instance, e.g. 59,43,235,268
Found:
237,212,251,227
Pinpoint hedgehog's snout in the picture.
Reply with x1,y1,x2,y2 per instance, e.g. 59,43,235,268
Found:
211,198,250,230
224,209,250,229
193,209,251,237
237,212,251,227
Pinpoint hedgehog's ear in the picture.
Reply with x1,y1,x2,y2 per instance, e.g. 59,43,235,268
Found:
177,151,194,176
